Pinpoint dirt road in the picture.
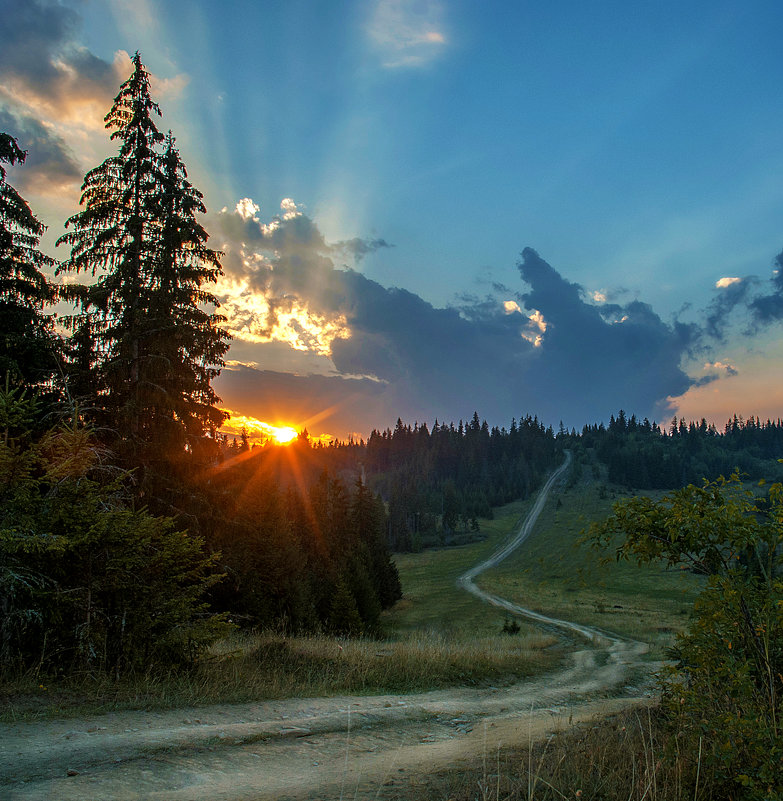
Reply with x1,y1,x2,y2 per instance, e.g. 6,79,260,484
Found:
0,453,654,800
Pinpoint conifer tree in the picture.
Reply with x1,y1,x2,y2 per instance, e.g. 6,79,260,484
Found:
140,132,229,451
0,133,58,388
57,53,228,467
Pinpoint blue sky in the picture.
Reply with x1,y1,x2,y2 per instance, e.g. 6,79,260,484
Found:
4,0,783,438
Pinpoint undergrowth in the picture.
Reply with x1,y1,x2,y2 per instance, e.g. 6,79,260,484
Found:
380,705,714,800
0,628,559,721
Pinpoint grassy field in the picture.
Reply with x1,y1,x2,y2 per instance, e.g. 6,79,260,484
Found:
2,501,564,721
475,470,704,652
383,466,704,661
1,625,560,721
384,497,543,637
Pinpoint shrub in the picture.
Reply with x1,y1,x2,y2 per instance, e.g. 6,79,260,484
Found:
588,472,783,799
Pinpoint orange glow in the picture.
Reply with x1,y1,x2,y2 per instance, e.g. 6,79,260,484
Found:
220,410,334,446
271,425,298,444
214,277,350,355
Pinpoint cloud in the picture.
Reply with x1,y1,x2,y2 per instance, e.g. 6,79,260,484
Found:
0,0,127,124
686,249,783,336
707,360,738,376
692,360,739,388
749,249,783,324
214,203,702,430
367,0,447,68
235,197,260,221
215,365,393,439
334,237,393,262
703,275,754,340
521,309,548,348
716,276,741,288
0,108,81,194
515,248,697,422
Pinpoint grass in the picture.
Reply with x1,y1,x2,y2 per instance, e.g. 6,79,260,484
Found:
0,627,559,721
476,471,704,653
384,497,544,637
1,497,564,720
2,469,702,720
377,703,704,801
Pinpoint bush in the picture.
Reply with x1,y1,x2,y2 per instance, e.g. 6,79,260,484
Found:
502,617,521,635
589,472,783,799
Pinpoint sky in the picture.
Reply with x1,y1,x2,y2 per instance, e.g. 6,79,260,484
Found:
3,0,783,440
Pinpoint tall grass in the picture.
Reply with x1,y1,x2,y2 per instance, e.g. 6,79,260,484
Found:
380,704,705,800
1,628,559,721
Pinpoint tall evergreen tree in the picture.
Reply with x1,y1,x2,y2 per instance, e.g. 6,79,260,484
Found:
145,132,229,451
0,133,58,388
56,53,228,470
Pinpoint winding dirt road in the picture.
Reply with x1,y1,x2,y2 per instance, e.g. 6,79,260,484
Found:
0,453,653,801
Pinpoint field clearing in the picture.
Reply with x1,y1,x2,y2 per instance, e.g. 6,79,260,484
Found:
380,496,564,683
476,472,704,652
384,498,543,636
3,467,702,721
2,498,563,721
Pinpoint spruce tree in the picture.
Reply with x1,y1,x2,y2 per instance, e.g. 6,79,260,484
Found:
0,133,58,388
146,133,229,451
57,53,228,472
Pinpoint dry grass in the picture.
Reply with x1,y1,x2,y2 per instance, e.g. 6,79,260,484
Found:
378,704,706,800
0,628,559,721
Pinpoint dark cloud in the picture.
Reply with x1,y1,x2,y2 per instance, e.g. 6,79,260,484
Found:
216,206,703,429
749,249,783,324
516,248,696,423
0,108,81,192
453,290,507,322
0,0,122,115
335,237,393,262
703,276,755,340
683,249,783,337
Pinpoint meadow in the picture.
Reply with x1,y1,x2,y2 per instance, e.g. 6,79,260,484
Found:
474,474,704,654
2,498,557,721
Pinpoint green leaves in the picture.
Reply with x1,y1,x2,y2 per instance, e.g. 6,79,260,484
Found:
586,472,778,577
590,471,783,798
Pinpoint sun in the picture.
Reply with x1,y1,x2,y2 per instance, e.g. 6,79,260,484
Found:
270,425,298,445
219,411,300,447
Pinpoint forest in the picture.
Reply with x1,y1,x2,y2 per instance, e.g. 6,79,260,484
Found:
3,53,782,684
0,54,403,678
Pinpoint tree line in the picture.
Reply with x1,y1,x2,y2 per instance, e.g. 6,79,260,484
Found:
5,52,781,683
570,409,783,489
365,413,559,551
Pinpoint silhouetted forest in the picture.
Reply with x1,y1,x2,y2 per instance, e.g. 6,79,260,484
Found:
0,55,401,678
365,414,558,550
568,410,783,489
